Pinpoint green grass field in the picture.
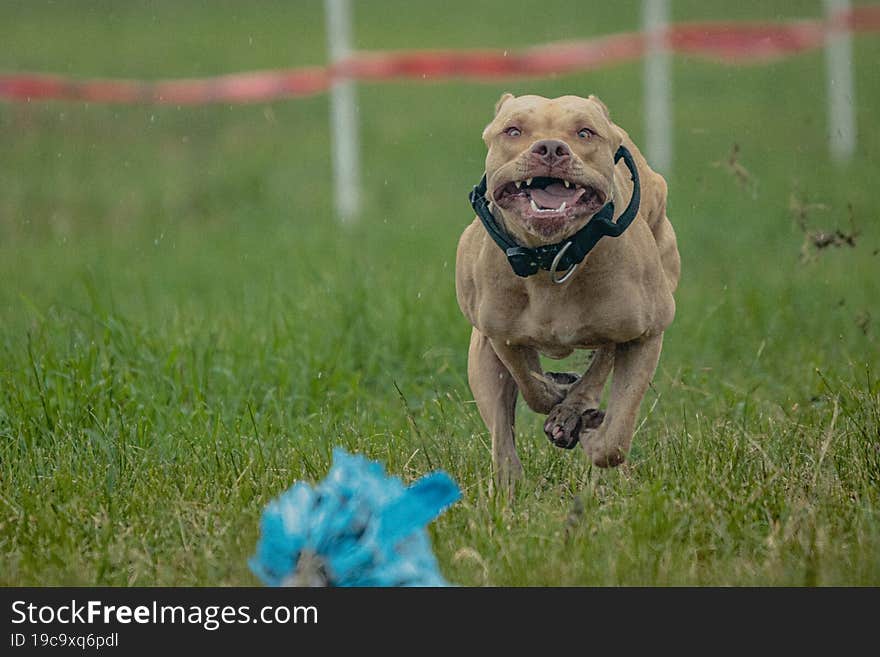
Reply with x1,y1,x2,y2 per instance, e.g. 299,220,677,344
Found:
1,0,878,586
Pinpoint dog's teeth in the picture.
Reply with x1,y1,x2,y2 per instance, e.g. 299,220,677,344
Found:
526,178,533,186
559,202,567,211
564,180,571,188
514,181,522,189
530,199,539,212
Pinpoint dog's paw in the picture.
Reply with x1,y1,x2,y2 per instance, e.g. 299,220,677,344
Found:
587,443,626,468
492,452,524,499
581,408,606,430
544,406,605,450
544,371,579,389
544,404,582,450
582,418,627,467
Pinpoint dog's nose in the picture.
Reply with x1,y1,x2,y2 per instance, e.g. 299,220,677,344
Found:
530,139,572,166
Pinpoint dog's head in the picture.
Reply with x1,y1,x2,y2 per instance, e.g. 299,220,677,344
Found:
482,93,624,245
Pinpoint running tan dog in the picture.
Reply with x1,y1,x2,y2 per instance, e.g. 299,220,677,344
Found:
455,93,680,486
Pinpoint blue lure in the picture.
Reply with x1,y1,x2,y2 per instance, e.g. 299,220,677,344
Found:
250,449,461,587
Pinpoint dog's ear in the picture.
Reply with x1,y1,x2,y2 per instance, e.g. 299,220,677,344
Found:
588,94,610,120
611,125,626,152
494,92,515,116
483,93,515,144
588,94,625,151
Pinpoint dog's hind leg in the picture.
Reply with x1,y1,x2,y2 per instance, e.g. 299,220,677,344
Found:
468,328,522,489
544,345,614,449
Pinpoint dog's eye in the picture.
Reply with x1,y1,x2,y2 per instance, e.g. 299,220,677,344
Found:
504,127,522,137
578,127,596,139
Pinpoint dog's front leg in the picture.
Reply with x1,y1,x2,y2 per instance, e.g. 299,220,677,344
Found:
488,338,574,414
583,333,663,467
544,345,615,449
468,329,522,488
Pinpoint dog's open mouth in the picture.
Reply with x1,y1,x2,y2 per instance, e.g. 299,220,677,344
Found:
493,177,606,220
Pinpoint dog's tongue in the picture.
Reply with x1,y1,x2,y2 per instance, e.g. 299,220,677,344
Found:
530,183,586,209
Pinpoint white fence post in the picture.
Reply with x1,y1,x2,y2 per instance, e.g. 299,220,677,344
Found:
325,0,361,222
643,0,672,174
823,0,856,163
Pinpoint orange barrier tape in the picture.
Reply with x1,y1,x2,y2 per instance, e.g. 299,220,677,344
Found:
1,6,878,105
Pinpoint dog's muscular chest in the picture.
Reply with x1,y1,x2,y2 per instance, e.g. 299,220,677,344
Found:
472,277,649,353
455,220,674,353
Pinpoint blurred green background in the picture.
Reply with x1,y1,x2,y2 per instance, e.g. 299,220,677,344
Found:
1,1,878,585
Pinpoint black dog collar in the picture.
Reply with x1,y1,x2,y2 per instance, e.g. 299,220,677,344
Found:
468,145,641,281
